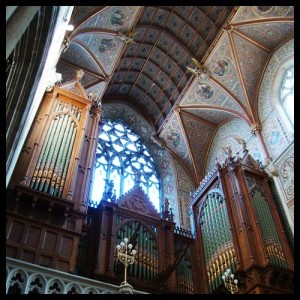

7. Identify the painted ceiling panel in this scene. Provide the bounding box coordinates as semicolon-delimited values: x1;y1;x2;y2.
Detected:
140;7;156;23
182;108;234;126
56;62;77;83
119;57;132;70
160;113;194;176
57;6;293;185
199;18;214;40
79;6;140;31
233;32;269;108
157;33;175;53
144;28;161;43
181;79;245;116
117;84;132;95
148;83;162;99
180;23;197;46
71;6;105;25
158;94;169;110
130;86;145;102
169;43;185;61
125;43;139;56
111;71;126;84
190;35;205;56
141;95;156;112
152;8;170;26
136;43;153;58
237;22;294;51
181;112;215;157
137;73;152;90
206;33;248;108
143;61;160;78
232;6;294;23
166;13;184;35
162;56;177;76
209;6;227;22
125;72;140;84
188;7;206;29
61;42;102;74
86;81;107;100
174;6;194;19
76;33;123;74
80;73;98;87
131;57;146;71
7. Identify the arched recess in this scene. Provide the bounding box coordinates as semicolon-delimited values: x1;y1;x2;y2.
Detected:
258;37;294;161
257;37;294;239
101;101;180;225
205;118;262;174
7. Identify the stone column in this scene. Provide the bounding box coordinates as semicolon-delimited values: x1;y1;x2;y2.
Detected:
6;6;41;59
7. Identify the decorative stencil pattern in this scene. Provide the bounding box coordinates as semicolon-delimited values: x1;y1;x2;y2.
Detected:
206;34;248;107
61;43;102;74
237;22;294;51
160;113;194;174
75;33;123;74
181;78;244;115
79;6;140;31
233;33;269;107
261;110;291;160
183;108;234;126
232;6;294;23
205;118;259;174
258;38;294;123
86;82;107;100
174;157;195;230
181;113;215;179
274;143;294;223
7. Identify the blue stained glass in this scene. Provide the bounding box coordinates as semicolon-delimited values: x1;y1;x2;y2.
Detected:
90;120;160;210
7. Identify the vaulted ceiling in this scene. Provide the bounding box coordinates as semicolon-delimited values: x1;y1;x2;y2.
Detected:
57;6;294;186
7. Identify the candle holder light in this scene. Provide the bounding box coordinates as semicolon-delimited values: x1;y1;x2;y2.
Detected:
222;268;238;294
116;238;137;286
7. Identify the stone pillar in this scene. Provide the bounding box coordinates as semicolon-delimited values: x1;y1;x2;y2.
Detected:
6;6;41;59
251;122;271;162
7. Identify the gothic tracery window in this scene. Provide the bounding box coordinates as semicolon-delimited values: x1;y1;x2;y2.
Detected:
280;66;294;124
280;65;294;125
90;120;160;210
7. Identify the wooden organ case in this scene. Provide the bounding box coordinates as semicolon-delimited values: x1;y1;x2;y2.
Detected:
189;151;294;294
6;79;103;273
83;186;200;294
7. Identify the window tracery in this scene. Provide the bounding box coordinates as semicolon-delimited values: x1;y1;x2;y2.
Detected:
90;120;160;210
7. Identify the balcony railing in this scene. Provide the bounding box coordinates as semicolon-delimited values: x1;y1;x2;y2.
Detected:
6;257;148;294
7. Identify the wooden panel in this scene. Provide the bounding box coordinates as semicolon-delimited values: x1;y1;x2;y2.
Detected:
24;226;41;248
42;231;57;252
59;236;73;257
57;260;70;272
8;221;25;242
22;250;35;263
33;206;48;221
6;245;18;258
39;255;53;267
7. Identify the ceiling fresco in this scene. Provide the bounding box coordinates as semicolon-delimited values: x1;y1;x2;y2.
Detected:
57;6;294;186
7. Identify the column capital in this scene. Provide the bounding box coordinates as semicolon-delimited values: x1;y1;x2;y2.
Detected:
251;122;262;135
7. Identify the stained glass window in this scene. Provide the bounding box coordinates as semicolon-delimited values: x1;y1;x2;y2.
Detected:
90;120;160;210
280;65;294;125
